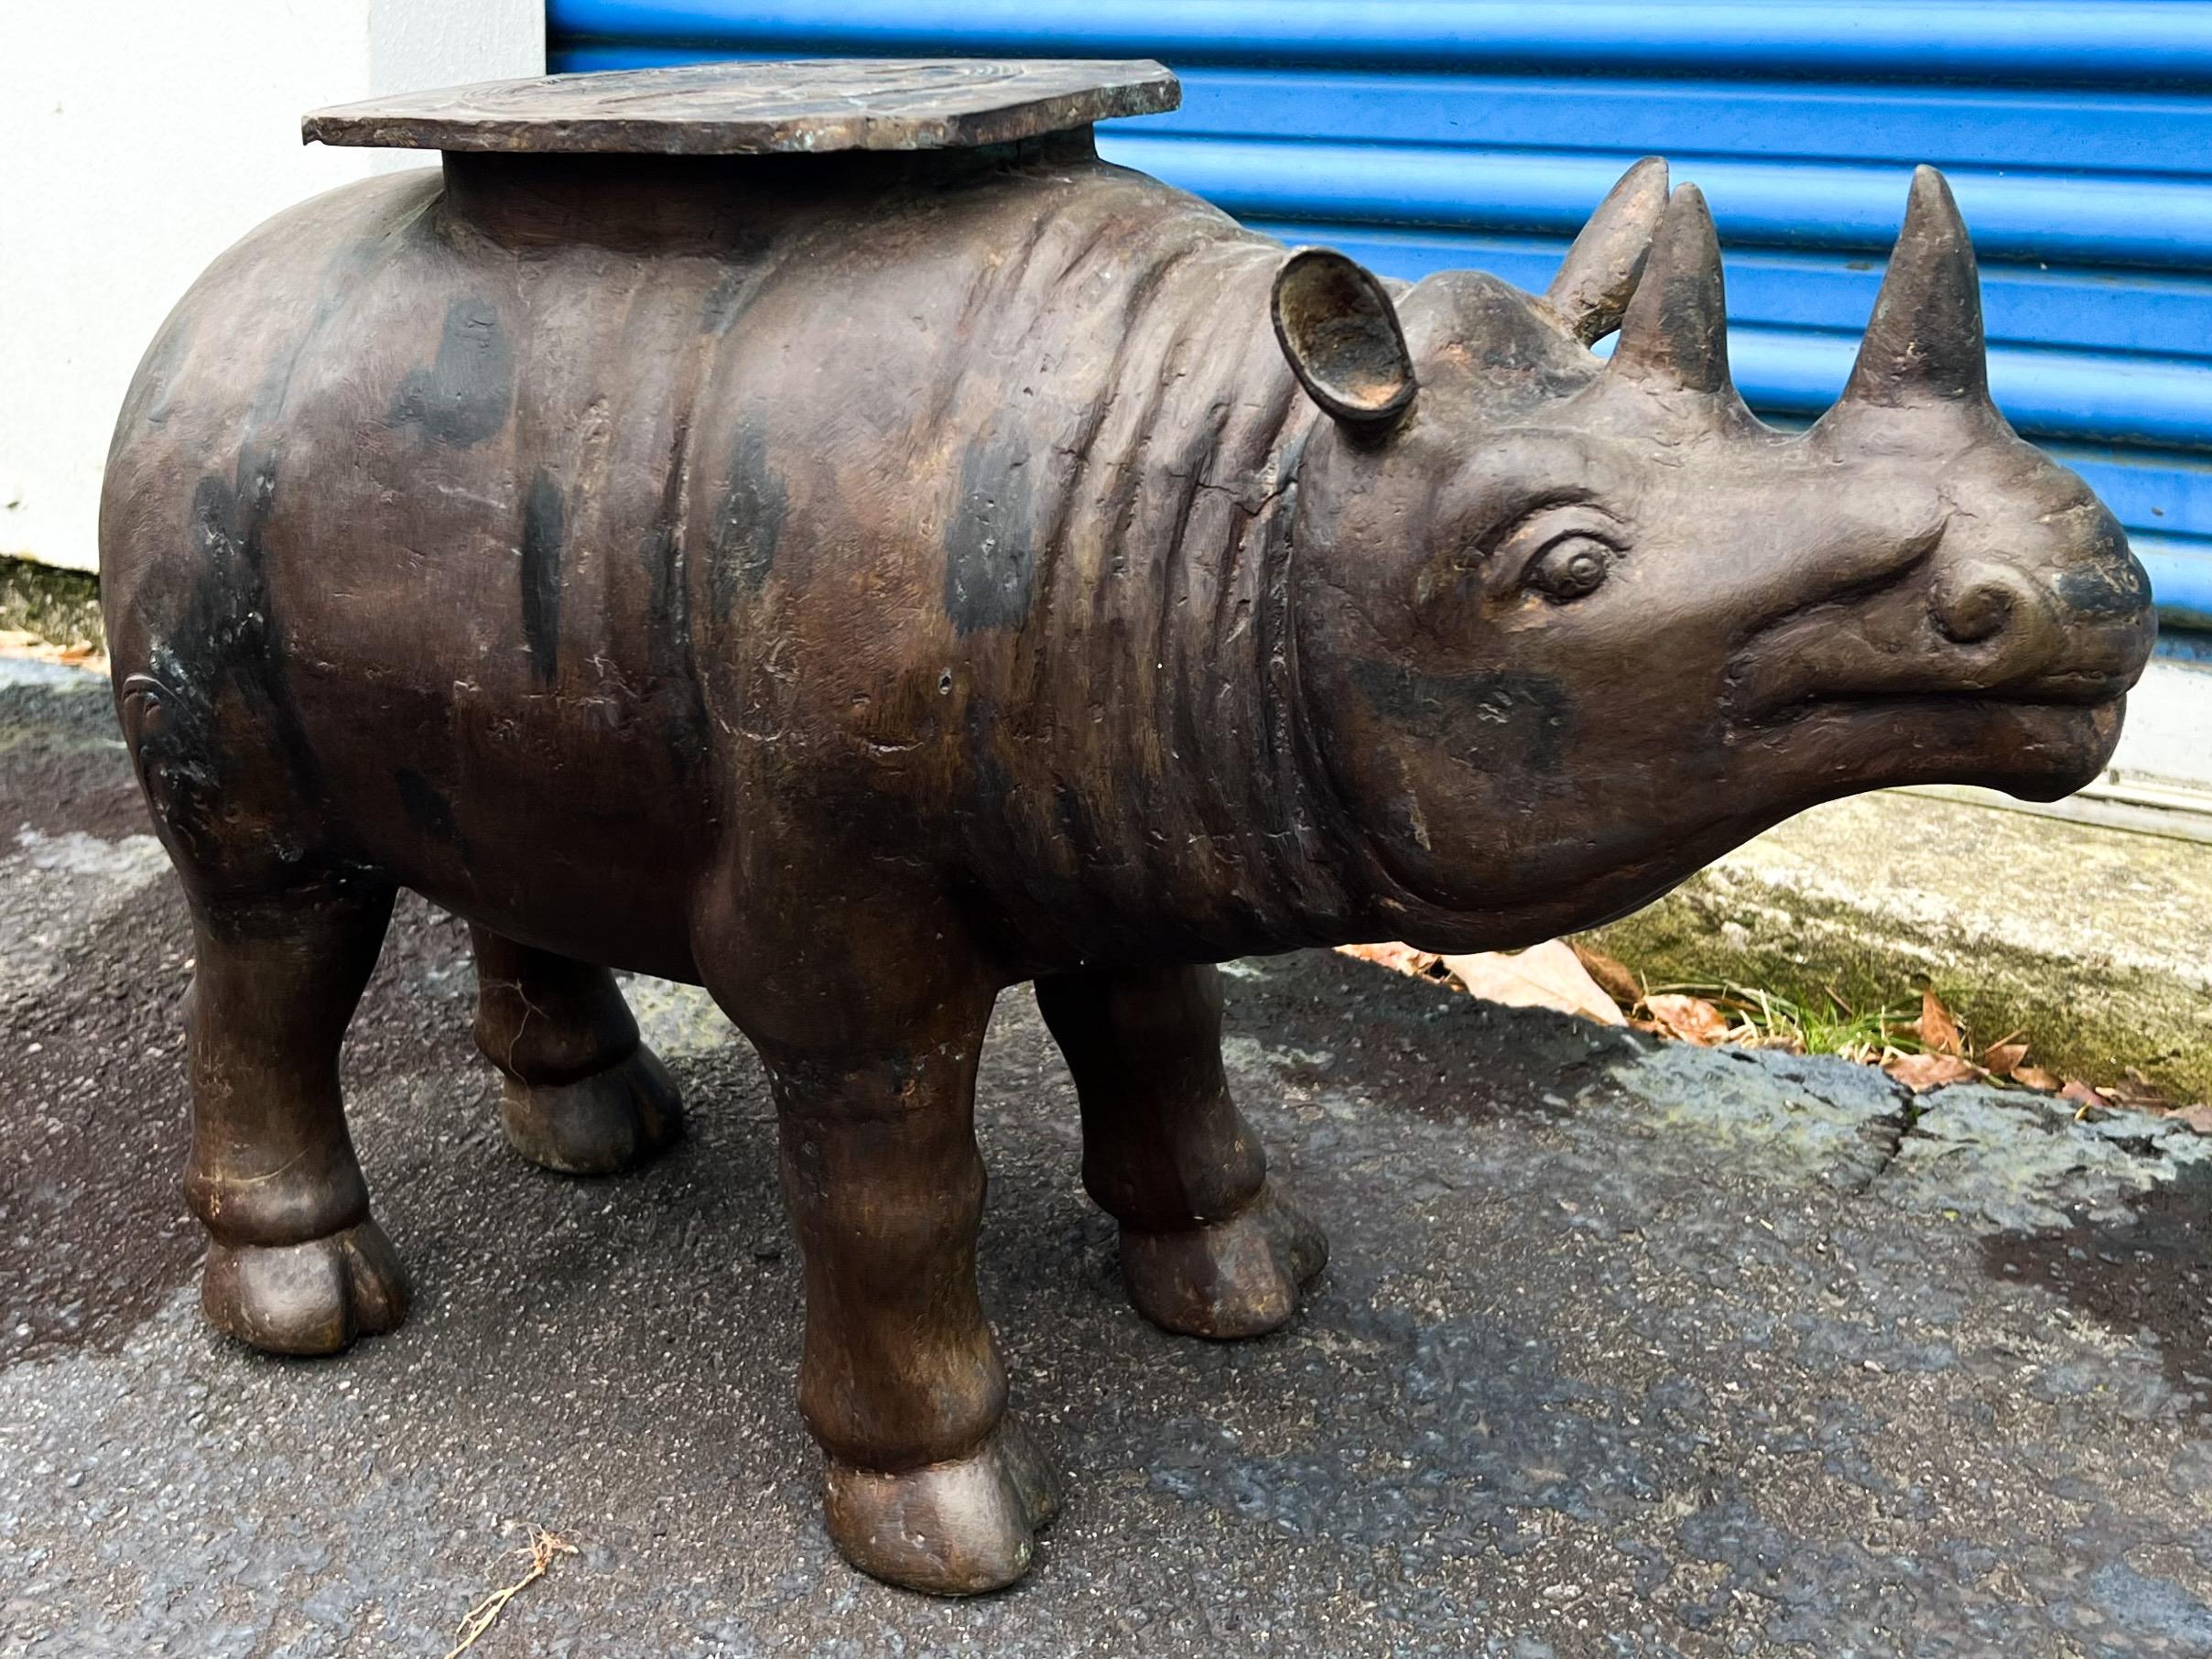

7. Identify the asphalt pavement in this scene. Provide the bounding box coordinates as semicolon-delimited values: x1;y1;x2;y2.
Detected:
4;657;2211;1658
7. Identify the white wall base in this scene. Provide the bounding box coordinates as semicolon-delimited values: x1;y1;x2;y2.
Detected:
1913;654;2212;841
0;0;542;572
2107;655;2212;791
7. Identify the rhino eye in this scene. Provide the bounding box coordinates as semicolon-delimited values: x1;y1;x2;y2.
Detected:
1527;534;1612;603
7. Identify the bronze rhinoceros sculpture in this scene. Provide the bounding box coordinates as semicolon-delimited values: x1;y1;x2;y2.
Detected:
99;61;2152;1595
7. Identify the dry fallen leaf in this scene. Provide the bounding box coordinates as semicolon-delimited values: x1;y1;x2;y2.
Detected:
1444;938;1627;1027
1567;939;1641;1010
1643;992;1732;1046
1883;1052;1979;1091
2059;1079;2108;1113
2108;1068;2173;1111
2011;1065;2062;1092
2164;1104;2212;1135
0;627;107;675
1337;941;1444;980
1916;987;1964;1058
1982;1040;2028;1079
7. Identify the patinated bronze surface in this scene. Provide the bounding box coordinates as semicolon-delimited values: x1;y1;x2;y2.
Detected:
100;60;2154;1596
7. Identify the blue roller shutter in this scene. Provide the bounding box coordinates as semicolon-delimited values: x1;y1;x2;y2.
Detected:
548;0;2212;633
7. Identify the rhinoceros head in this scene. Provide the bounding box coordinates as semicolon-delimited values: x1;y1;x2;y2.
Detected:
1271;162;2154;947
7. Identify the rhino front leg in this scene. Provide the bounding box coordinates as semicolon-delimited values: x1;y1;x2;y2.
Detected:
708;914;1057;1596
470;927;683;1176
1035;964;1327;1339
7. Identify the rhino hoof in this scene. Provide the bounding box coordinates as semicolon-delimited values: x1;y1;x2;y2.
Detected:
501;1044;684;1176
201;1220;409;1355
823;1415;1061;1596
1120;1186;1328;1339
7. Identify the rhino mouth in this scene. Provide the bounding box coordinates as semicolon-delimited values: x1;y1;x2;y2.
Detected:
1724;578;2152;729
1743;669;2135;723
1723;584;2144;797
1981;667;2142;707
1734;682;2131;802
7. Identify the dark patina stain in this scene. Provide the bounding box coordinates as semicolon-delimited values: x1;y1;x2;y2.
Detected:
696;248;769;334
945;434;1037;635
395;767;461;845
698;269;748;334
962;695;1022;839
388;298;514;447
1349;659;1574;774
640;417;711;777
2055;541;2152;622
520;469;565;684
131;444;327;873
707;412;787;614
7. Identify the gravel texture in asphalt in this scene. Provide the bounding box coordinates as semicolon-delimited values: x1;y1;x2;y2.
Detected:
4;661;2210;1658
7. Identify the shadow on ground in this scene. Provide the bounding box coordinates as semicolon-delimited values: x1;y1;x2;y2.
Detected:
5;663;2212;1658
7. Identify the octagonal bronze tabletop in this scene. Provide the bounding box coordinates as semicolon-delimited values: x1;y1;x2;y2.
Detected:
302;58;1181;156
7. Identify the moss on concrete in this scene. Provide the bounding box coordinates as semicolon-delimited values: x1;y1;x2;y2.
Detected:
1585;792;2212;1104
0;557;103;654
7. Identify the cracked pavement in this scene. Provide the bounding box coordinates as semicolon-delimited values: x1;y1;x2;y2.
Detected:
4;660;2212;1657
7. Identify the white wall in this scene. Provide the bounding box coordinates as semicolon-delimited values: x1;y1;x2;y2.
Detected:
0;0;543;571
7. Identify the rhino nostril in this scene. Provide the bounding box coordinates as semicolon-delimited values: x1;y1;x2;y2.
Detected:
1935;569;2019;645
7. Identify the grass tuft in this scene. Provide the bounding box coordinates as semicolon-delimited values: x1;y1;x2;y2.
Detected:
1647;980;1928;1062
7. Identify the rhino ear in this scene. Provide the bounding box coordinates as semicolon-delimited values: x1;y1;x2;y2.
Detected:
1547;157;1670;345
1272;248;1417;431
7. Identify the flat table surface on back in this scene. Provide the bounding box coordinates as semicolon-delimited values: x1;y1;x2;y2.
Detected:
302;58;1182;157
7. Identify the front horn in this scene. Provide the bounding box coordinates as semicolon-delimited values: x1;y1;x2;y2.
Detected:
1606;182;1736;398
1837;166;1995;414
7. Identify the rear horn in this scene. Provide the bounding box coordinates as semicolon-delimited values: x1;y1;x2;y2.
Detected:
1547;157;1669;345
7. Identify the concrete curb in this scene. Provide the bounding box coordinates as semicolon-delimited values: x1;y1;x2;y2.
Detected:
1589;787;2212;1102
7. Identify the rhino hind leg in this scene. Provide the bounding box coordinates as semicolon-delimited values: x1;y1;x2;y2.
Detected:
469;927;684;1176
1035;963;1328;1339
182;878;412;1356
